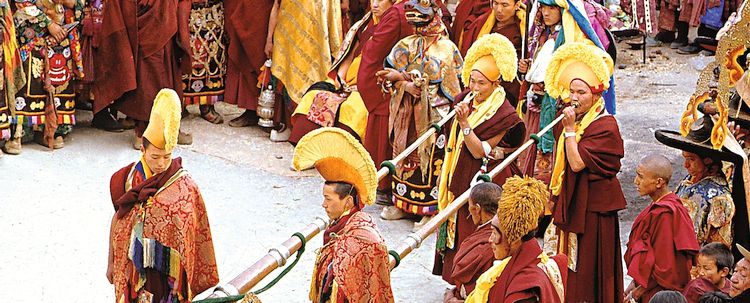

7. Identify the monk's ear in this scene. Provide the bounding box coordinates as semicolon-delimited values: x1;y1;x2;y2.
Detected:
720;266;731;277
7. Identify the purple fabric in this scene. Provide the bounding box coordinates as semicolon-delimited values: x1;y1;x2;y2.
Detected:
583;0;612;51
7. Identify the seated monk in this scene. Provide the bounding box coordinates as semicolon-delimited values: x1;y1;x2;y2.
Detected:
445;182;503;302
460;0;526;104
464;176;567;303
624;154;699;303
106;89;219;303
289;0;396;145
293;128;394;302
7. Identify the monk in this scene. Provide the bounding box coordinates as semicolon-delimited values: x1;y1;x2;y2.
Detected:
450;0;491;55
223;0;274;128
94;0;192;149
543;42;625;303
0;0;25;156
463;176;567;303
459;0;525;104
730;245;750;301
624;154;700;303
106;89;219;303
444;183;502;302
288;0;395;145
293;128;394;303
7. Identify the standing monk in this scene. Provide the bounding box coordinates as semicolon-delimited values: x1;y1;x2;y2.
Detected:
358;0;412;205
293;128;394;303
543;42;625;303
94;0;192;149
106;89;219;302
223;0;273;128
450;0;491;56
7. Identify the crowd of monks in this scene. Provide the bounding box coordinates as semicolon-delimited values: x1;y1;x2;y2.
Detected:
2;0;750;302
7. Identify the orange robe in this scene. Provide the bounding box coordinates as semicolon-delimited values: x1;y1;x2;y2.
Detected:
624;193;699;302
109;158;219;302
310;211;394;302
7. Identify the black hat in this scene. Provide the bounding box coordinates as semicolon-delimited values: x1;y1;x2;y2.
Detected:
655;116;743;164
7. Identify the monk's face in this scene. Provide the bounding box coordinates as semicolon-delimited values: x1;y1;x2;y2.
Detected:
697;254;730;288
682;151;708;179
492;0;519;25
634;164;662;197
141;143;172;175
322;184;353;220
469;71;498;103
489;215;510;260
540;4;562;27
569;79;599;118
371;0;394;19
730;258;750;297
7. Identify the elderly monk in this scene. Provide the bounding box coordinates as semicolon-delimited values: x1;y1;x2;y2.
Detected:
624;154;700;303
293;128;394;303
730;245;750;301
444;182;503;302
542;42;625;303
106;89;219;303
434;33;525;283
94;0;192;149
464;176;567;303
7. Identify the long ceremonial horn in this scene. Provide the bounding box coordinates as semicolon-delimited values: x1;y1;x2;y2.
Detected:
387;109;566;269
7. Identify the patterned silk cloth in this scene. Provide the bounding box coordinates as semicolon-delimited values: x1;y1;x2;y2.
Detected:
675;174;735;247
182;0;227;106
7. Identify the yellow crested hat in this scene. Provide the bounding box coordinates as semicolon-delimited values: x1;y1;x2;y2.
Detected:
497;176;548;243
142;89;181;152
292;128;378;206
545;42;614;101
462;33;518;84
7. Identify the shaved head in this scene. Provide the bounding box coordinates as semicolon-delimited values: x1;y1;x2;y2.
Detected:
639;154;673;185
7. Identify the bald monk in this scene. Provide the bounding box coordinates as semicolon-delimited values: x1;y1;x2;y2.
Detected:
624;154;700;303
445;183;503;302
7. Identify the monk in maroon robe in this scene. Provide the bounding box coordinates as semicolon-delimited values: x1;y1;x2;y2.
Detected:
94;0;191;143
357;0;412;193
625;154;700;303
445;183;502;301
450;0;491;55
223;0;274;127
463;176;567;303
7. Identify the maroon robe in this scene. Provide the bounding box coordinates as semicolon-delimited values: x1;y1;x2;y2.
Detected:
551;115;626;303
450;223;494;297
224;0;273;111
94;0;191;130
682;277;731;303
488;239;568;303
449;0;491;53
434;90;526;282
358;1;412;188
624;192;700;303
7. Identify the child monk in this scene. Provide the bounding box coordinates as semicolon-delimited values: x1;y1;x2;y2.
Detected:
683;242;733;302
624;154;701;302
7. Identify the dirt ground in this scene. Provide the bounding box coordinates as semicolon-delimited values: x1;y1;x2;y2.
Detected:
0;40;709;302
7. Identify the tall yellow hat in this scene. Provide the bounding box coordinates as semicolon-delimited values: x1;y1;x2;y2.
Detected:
545;42;614;101
142;89;182;152
292;128;378;206
462;33;518;84
497;176;548;243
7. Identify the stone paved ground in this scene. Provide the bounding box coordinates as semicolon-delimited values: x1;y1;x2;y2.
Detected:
0;41;705;302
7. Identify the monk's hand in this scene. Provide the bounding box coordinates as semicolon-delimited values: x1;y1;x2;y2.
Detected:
404;82;421;98
106;260;114;284
561;106;576;133
455;101;471;129
518;58;531;74
47;23;66;44
264;39;274;59
375;68;403;83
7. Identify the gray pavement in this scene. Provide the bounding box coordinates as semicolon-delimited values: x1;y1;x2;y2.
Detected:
0;42;703;302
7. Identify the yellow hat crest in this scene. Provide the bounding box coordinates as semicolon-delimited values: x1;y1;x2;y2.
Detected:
142;89;182;152
545;42;614;101
462;33;518;84
497;176;548;244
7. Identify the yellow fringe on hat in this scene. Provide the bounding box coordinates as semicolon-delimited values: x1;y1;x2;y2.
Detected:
497;176;548;244
544;42;613;101
462;33;518;84
293;128;378;206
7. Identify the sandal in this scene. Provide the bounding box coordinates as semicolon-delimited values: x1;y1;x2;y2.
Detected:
199;105;224;124
2;138;21;155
